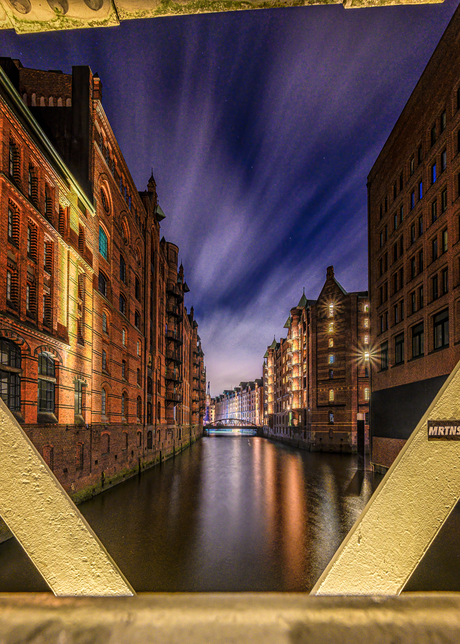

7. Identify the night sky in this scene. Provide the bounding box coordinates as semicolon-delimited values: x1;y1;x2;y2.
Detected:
2;0;459;396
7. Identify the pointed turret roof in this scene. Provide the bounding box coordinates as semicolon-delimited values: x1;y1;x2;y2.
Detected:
297;288;308;309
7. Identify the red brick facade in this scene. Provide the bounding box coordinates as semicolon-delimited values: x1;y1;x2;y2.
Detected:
263;266;369;452
368;6;460;470
0;59;206;504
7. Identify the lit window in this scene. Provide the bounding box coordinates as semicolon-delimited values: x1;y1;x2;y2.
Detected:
328;323;333;333
122;328;127;346
328;303;334;318
364;318;369;328
364;388;370;401
328;354;334;364
364;335;369;345
101;388;107;417
328;338;333;348
441;149;447;172
431;163;437;184
137;340;141;356
329;389;334;402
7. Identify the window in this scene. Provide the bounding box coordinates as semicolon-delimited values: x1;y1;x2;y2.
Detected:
400;205;404;223
418;250;424;273
98;271;108;297
441;149;447;172
121;392;127;419
442;267;448;294
101;188;109;213
44;185;52;222
411;224;416;244
0;338;21;412
394;213;398;231
102;349;108;372
442;228;448;253
119;294;127;315
410;157;415;175
135;277;141;300
433;309;449;349
432;237;438;261
411;291;416;314
328;322;334;333
102;311;108;334
419;286;424;309
328;354;334;364
44;240;53;274
120;255;126;283
122;328;127;346
432;274;439;300
74;380;84;418
122;360;127;380
395;333;404;365
441;110;447;132
99;226;108;260
137;396;142;422
442;188;447;212
431;162;437;184
410;191;415;210
411;257;416;279
42;293;52;327
419;181;423;200
137;340;141;356
412;322;424;359
419;216;423;236
101;388;107;417
364;388;370;401
431;125;437;146
328;389;334;403
6;270;18;309
38;353;56;414
364;318;369;328
418;145;423;164
329;369;333;379
364;335;369;345
394;304;399;325
8;141;16;178
328;338;334;348
400;173;403;191
380;341;388;370
7;207;18;246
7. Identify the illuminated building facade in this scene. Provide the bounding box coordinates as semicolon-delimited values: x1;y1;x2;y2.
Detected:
0;59;205;501
368;6;460;471
214;379;264;426
263;266;370;452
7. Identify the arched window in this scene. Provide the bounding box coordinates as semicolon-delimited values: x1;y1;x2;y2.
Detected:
329;389;334;402
101;387;107;416
38;352;56;415
99;226;108;260
122;328;127;346
0;338;21;412
120;254;126;283
137;431;142;447
31;93;36;106
147;402;153;424
98;271;108;297
119;294;127;316
137;340;141;356
101;188;109;213
147;430;152;449
137;396;142;422
57;97;62;107
49;96;54;106
102;311;109;334
102;349;108;372
121;359;127;380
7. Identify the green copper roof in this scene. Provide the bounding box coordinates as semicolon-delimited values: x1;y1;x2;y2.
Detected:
283;316;291;329
269;337;277;350
297;291;308;308
263;350;269;358
155;204;166;221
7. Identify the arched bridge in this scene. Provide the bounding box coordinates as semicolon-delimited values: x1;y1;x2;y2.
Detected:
205;418;261;436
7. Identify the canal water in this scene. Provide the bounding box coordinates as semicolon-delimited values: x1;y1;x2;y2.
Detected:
0;436;386;593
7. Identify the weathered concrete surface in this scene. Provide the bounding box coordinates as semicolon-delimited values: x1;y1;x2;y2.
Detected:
0;0;444;34
0;398;134;597
312;359;460;596
0;593;460;643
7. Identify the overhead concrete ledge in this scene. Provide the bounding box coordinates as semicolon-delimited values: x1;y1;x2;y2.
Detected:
1;593;460;643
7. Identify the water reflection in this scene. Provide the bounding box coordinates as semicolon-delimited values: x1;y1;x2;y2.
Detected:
0;437;382;592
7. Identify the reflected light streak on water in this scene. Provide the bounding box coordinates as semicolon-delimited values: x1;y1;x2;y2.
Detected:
0;437;382;593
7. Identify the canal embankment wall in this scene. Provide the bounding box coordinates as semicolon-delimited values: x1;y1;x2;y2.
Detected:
0;423;203;544
261;427;370;454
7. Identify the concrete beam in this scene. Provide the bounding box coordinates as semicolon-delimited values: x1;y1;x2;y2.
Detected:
1;593;460;643
0;0;444;34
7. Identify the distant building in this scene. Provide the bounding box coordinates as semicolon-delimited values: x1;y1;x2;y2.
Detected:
263;266;370;452
0;58;206;501
214;379;264;426
368;5;460;471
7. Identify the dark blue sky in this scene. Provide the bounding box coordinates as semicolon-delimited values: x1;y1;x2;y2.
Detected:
3;0;459;395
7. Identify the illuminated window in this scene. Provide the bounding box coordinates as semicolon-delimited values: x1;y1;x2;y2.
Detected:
101;388;107;416
137;340;141;356
329;389;334;402
364;335;369;345
328;303;334;318
328;354;334;364
364;318;369;328
328;323;333;333
328;338;333;348
364;388;370;401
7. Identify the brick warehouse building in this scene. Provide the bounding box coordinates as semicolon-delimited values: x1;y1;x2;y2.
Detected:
0;58;206;507
368;5;460;472
263;266;370;452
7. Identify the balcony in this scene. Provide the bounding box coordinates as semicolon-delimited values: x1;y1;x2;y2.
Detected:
166;349;181;363
165;329;183;344
167;303;183;319
165;390;182;404
166;280;184;302
165;368;181;382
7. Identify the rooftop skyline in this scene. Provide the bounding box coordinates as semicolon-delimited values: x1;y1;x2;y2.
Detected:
3;0;459;396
